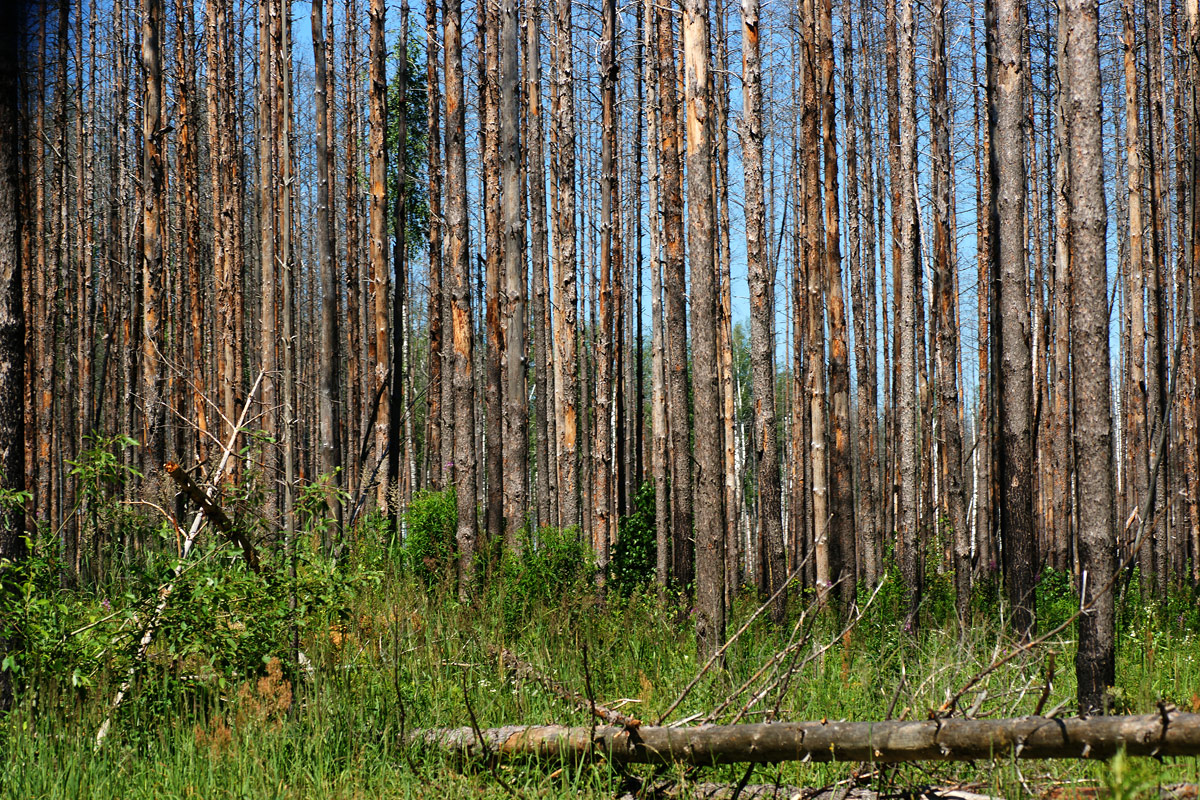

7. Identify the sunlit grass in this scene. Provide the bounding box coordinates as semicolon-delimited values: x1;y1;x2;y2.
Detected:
2;559;1199;799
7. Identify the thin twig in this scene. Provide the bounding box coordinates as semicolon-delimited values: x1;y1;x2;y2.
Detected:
656;552;812;726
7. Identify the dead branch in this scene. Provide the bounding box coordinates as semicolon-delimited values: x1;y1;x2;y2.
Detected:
164;460;260;572
491;645;642;728
410;711;1200;766
95;371;265;749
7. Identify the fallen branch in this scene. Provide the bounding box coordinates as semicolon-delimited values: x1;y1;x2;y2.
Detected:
490;645;642;728
619;782;1001;800
410;711;1200;766
164;461;260;572
95;371;265;749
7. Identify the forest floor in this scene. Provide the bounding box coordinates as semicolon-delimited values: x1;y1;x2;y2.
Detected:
2;526;1200;799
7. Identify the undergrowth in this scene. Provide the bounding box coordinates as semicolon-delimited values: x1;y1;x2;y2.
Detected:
1;487;1198;798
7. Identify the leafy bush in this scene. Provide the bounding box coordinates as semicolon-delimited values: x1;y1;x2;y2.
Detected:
1037;566;1077;632
494;526;591;634
503;526;590;605
402;489;457;586
609;482;656;595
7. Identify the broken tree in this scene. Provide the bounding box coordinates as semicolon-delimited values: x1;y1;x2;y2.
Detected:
412;711;1200;766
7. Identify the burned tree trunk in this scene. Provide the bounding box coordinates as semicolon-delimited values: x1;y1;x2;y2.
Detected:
681;0;725;656
1063;0;1116;714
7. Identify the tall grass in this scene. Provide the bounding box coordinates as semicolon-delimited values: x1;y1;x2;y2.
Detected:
2;519;1199;798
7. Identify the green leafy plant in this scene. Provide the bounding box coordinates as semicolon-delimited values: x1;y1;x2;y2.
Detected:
609;482;656;596
402;488;457;586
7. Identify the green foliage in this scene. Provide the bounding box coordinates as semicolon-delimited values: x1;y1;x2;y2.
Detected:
296;470;349;553
68;434;142;502
402;489;457;586
386;29;429;254
1037;566;1078;632
1103;749;1161;800
608;482;656;596
502;526;591;606
4;545;1200;800
496;527;591;634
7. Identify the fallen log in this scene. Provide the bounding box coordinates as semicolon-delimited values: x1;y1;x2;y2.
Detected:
489;645;643;728
411;711;1200;766
619;783;1001;800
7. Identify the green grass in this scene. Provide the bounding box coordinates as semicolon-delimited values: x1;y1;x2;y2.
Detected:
2;556;1199;799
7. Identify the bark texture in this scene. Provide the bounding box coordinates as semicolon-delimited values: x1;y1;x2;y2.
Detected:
1063;0;1116;714
681;0;724;655
413;713;1200;765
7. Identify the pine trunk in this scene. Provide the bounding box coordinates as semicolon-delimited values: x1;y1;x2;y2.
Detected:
1063;0;1116;713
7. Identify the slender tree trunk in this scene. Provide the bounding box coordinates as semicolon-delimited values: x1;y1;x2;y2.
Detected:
633;3;645;502
552;0;579;530
818;0;854;607
1142;0;1170;602
279;0;298;551
258;0;279;484
645;0;669;590
897;0;922;630
713;4;738;607
798;0;830;606
658;6;693;592
176;0;205;466
495;0;526;544
426;0;445;491
971;0;995;583
931;0;968;619
445;0;478;594
1186;0;1200;585
743;0;785;624
390;1;410;525
682;0;725;657
344;0;363;501
314;0;342;526
369;0;390;509
1122;0;1151;600
141;0;165;463
856;6;882;589
0;16;26;712
1052;17;1073;577
987;0;1036;638
593;0;618;577
1063;0;1115;712
526;0;551;528
480;0;503;548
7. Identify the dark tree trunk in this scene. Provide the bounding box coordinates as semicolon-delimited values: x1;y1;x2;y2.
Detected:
898;0;922;631
931;0;969;620
742;0;785;624
0;17;25;712
500;0;526;544
313;0;342;525
1064;0;1116;714
526;0;551;529
445;0;478;595
987;0;1036;638
141;0;165;463
657;6;693;592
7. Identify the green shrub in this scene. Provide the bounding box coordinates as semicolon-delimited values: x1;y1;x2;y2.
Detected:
1037;566;1077;632
609;482;656;596
503;526;590;604
495;526;591;633
402;489;457;586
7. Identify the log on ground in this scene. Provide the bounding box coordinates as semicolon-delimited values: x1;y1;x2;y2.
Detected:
409;712;1200;765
